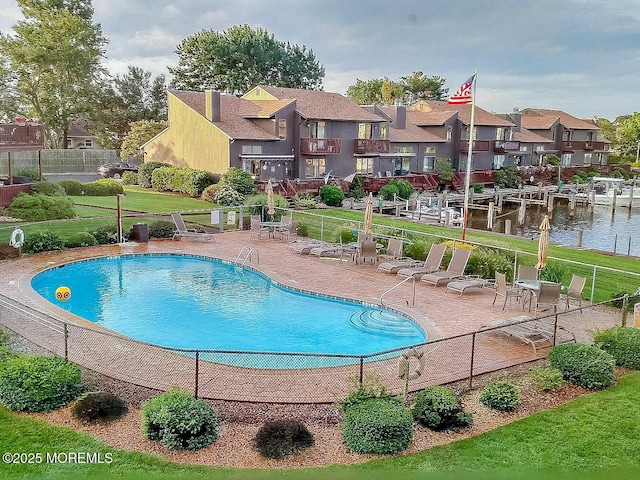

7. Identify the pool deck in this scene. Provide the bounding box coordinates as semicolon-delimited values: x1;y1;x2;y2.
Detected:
0;231;622;403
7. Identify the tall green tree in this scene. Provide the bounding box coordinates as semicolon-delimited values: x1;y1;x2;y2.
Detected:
0;0;107;147
345;78;385;105
346;72;448;106
169;25;324;94
120;120;167;160
399;71;448;103
90;65;167;150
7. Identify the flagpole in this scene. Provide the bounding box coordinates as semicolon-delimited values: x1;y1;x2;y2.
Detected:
461;70;477;241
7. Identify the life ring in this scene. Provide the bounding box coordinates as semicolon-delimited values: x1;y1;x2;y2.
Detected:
9;228;24;248
398;348;425;381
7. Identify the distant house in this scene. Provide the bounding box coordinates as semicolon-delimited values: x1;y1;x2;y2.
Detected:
66;122;100;149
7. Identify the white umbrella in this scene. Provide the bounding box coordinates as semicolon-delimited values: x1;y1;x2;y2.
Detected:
344;173;356;183
536;215;551;270
363;192;374;240
266;180;275;217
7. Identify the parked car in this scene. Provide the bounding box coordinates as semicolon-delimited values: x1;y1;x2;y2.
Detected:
97;162;138;179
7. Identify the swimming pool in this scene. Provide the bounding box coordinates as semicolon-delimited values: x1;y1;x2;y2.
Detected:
30;254;426;368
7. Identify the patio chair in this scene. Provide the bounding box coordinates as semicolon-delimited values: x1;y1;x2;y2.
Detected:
561;274;586;312
445;276;488;296
287;239;327;254
396;244;447;279
492;272;523;309
420;248;471;287
517;265;539;281
276;215;293;241
171;213;216;242
531;282;562;316
355;240;378;265
250;218;269;242
378;238;404;263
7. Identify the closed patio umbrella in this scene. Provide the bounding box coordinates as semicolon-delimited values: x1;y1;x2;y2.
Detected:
363;192;374;240
266;180;275;218
535;215;551;270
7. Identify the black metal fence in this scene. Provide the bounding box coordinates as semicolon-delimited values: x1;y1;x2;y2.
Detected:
0;292;624;404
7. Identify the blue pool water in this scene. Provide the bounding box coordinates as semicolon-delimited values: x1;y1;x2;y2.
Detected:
30;254;426;367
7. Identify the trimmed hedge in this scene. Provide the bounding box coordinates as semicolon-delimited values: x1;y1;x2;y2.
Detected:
92;225;118;245
31;181;66;196
65;232;98;248
0;355;81;412
22;231;65;254
319;185;344;207
253;419;314;459
342;397;412;454
138;162;169;188
151;166;216;196
147;220;175;239
72;391;127;424
593;327;640;370
8;193;75;221
82;179;124;196
479;380;520;411
141;388;218;451
412;386;472;430
57;180;84;195
548;343;616;389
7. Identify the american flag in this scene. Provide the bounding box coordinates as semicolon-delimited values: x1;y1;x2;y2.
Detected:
447;75;475;105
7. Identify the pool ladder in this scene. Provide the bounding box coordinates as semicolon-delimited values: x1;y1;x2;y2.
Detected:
379;275;415;307
235;245;259;265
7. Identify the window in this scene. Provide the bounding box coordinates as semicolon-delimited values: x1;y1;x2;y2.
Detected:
394;146;414;154
396;158;411;175
380;123;388;140
446;126;452;142
356;157;373;175
535;144;546;152
66;138;72;148
309;122;325;139
562;153;572;166
424;146;436;154
422;156;435;172
242;159;261;177
84;139;93;148
496;127;505;141
278;119;286;139
358;123;372;139
493;155;506;169
584;153;593;165
242;145;262;154
461;126;477;141
563;130;572;142
520;145;528;152
305;158;325;178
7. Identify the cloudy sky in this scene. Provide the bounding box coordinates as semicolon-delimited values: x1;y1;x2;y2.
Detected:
1;0;639;120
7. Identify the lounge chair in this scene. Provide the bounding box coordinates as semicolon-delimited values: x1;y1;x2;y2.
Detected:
481;316;575;353
445;276;488;296
396;244;447;279
377;257;422;274
355;240;378;265
171;213;216;242
288;239;327;254
420;248;471;287
378;238;404;263
309;242;354;260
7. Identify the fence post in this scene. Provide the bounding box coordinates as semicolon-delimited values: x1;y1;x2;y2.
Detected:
64;323;68;361
194;351;200;399
359;357;364;385
320;216;324;241
468;332;476;390
591;265;597;303
622;294;629;327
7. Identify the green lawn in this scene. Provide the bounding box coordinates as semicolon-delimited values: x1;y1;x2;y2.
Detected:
1;373;638;480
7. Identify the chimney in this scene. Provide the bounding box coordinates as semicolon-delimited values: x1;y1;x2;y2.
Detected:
205;89;221;122
510;107;521;133
395;105;407;130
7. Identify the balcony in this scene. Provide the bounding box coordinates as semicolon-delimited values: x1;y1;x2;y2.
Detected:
493;140;520;153
300;138;342;155
353;139;390;154
460;140;490;153
0;124;45;151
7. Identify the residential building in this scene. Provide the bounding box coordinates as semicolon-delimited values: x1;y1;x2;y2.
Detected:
66;122;100;149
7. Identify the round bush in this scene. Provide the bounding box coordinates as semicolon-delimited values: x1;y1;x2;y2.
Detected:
31;181;66;196
412;386;472;430
254;419;315;459
64;232;98;248
72;391;127;424
529;366;564;391
479;380;520;411
378;183;399;201
548;343;616;389
8;193;75;221
57;180;84;196
92;225;118;245
22;231;65;254
0;355;81;412
386;179;413;199
148;220;175;239
121;171;139;186
342;397;412;454
82;179;124;196
138;162;170;189
141;388;218;451
319;185;344;207
593;327;640;370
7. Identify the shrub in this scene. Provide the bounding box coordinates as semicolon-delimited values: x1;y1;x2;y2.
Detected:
338;373;392;412
8;193;75;221
342;397;412;454
473;183;484;193
296;223;309;237
151;167;216;196
466;248;514;279
347;174;365;200
65;232;98;249
219;167;256;196
244;193;289;218
138;162;169;188
141;388;218;451
201;184;217;203
0;346;17;363
609;291;640;312
479;380;520;411
31;181;66;196
593;327;640;370
15;168;40;181
22;231;65;254
529;366;564;391
121;171;139;186
404;240;434;261
92;225;118;245
548;343;616;389
295;193;317;209
412;386;472;430
82;179;124;196
209;182;246;206
72;391;127;424
494;166;523;188
378;183;399;201
539;261;566;284
58;180;84;195
253;419;315;459
319;185;344;207
0;355;81;412
435;157;453;181
148;220;175;239
388;179;413;199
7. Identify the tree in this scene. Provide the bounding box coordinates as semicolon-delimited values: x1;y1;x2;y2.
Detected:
90;66;167;150
169;25;324;94
0;0;108;147
346;72;448;106
399;71;448;103
345;79;384;105
120;120;167;160
0;55;21;122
